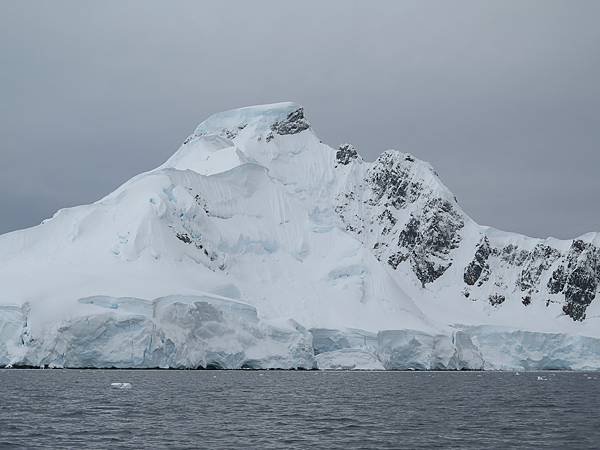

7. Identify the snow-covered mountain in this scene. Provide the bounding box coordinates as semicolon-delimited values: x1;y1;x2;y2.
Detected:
1;102;599;370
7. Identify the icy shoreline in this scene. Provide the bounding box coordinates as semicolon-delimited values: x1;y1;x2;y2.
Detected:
2;295;600;371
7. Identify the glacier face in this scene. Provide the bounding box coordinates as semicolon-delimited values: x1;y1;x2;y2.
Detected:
1;295;315;369
3;297;600;370
1;101;599;369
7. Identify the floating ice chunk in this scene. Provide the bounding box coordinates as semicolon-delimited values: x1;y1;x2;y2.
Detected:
110;382;132;389
536;376;547;381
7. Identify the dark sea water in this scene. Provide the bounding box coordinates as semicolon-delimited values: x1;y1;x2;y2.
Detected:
0;370;599;449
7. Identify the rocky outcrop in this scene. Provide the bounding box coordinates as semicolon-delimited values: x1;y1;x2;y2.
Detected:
333;141;599;319
367;151;424;209
336;143;358;165
516;244;562;293
555;240;600;320
464;237;492;285
389;198;463;286
461;236;600;321
336;150;465;287
267;107;310;141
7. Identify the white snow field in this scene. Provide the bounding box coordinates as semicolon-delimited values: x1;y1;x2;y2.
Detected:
1;102;599;369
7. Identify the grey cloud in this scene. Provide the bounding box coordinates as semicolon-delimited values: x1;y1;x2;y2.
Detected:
0;0;599;238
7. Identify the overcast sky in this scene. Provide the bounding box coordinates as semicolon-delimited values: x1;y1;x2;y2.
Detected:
1;0;599;238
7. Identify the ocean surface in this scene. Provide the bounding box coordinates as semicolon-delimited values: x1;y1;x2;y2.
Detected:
0;370;598;449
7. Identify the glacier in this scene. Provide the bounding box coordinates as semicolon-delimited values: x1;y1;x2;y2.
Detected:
1;101;599;369
3;297;600;370
1;295;314;369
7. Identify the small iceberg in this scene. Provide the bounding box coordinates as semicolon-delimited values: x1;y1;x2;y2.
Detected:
110;382;132;389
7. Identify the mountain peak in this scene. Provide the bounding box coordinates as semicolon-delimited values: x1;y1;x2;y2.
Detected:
160;102;317;179
193;102;309;138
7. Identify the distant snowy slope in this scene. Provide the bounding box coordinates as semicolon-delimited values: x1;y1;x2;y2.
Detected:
0;102;598;369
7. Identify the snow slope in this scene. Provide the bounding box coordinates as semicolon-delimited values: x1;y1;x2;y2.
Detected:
1;102;599;369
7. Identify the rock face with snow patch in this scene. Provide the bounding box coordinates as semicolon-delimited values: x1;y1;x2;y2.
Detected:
0;101;599;369
335;150;466;287
336;143;359;166
461;237;600;320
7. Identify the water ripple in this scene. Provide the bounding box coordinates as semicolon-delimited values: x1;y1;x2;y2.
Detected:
0;370;598;449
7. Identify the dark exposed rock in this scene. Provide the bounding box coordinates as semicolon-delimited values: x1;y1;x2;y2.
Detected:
462;236;599;320
336;143;358;165
176;232;192;244
340;150;464;288
464;237;491;285
387;253;406;270
501;244;529;266
551;240;599;321
398;217;420;249
175;228;222;270
489;294;505;306
194;194;210;214
334;145;599;319
367;151;423;209
222;128;236;139
475;264;492;288
269;108;310;139
334;193;365;236
412;256;452;288
390;198;464;286
377;209;396;235
572;239;586;253
562;302;588;321
516;244;561;292
548;265;567;294
563;265;598;321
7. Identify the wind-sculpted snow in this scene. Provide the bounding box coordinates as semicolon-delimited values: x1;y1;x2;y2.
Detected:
1;102;599;369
